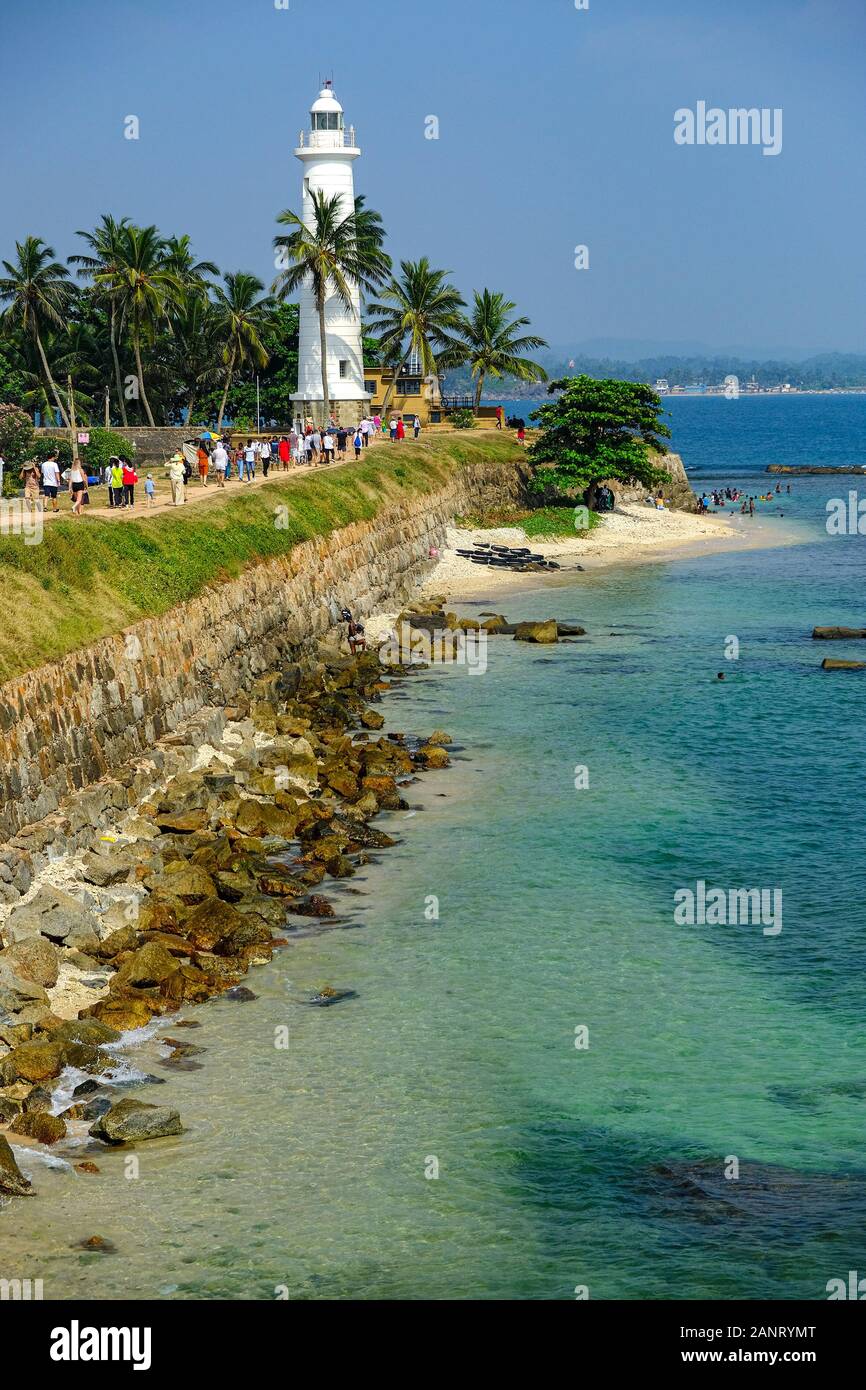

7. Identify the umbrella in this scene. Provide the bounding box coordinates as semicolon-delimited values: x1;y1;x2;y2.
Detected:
201;431;221;441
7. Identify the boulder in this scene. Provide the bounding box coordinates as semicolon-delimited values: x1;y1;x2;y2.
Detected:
0;1134;33;1196
325;767;360;799
361;775;403;811
49;1018;121;1047
233;801;298;840
289;895;336;919
0;1094;24;1122
416;745;450;769
514;620;559;644
113;942;179;989
2;936;60;988
821;658;866;670
181;898;247;952
94;924;141;960
80;848;137;887
2;1039;65;1083
9;1111;67;1145
812;626;866;640
161;862;217;905
3;885;95;945
0;963;49;1013
425;730;452;746
85;997;159;1032
88;1097;183;1144
155;810;209;834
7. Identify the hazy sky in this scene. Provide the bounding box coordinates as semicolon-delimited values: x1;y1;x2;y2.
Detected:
1;0;863;354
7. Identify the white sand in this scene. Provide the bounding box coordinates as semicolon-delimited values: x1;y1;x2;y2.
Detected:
414;502;803;601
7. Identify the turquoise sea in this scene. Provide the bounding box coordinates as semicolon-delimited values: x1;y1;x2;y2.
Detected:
2;395;865;1300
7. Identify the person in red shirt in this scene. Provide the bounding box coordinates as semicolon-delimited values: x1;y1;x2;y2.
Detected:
396;416;405;441
122;461;139;507
278;436;290;471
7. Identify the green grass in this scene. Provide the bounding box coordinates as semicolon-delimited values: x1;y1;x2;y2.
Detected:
0;434;522;682
455;504;601;538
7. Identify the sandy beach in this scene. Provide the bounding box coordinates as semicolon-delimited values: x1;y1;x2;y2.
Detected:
427;503;807;597
363;502;805;645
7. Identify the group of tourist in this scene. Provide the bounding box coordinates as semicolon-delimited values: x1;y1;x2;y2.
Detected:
179;413;423;492
15;450;153;519
696;482;792;516
8;409;426;515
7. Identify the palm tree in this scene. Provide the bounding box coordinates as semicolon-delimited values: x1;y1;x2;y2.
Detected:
95;223;179;426
211;272;273;431
272;189;387;425
367;258;466;415
168;289;224;426
454;289;548;411
353;195;391;287
0;236;73;425
162;235;219;297
70;214;133;426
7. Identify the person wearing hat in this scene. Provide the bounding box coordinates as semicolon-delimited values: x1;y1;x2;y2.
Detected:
20;456;41;512
167;452;186;506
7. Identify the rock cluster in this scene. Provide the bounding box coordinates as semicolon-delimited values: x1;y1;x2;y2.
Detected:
0;645;451;1194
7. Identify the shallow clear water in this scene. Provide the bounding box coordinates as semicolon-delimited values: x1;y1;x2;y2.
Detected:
2;403;866;1301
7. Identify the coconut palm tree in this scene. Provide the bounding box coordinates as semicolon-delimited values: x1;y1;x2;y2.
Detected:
352;195;391;287
367;258;466;415
0;236;73;425
167;289;224;427
162;235;219;298
454;289;548;411
69;214;133;426
211;272;273;431
272;189;388;425
94;223;179;426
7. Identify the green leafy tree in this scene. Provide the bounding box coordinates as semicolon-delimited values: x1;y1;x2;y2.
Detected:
454;289;548;410
82;427;134;473
529;375;670;499
0;237;73;426
367;257;465;415
0;337;29;409
273;190;387;425
211;271;272;431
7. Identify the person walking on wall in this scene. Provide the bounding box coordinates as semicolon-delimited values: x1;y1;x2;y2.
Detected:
110;456;125;507
68;457;87;516
21;456;41;513
122;459;138;507
41;453;62;512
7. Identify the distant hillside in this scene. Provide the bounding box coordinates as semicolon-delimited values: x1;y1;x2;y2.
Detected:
443;351;866;399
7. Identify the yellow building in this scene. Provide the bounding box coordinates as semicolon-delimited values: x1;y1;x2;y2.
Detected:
362;365;443;424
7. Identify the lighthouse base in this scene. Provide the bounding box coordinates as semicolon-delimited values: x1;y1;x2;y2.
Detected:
291;395;371;430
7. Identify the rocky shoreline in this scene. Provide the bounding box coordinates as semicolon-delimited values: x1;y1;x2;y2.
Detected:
0;634;455;1200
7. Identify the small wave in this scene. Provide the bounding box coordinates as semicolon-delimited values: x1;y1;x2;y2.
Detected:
11;1145;74;1175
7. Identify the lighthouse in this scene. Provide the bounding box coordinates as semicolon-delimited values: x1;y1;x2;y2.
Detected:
291;83;370;426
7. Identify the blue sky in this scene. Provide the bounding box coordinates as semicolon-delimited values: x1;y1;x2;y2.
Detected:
1;0;863;355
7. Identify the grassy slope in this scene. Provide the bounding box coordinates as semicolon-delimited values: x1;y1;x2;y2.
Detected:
0;435;522;683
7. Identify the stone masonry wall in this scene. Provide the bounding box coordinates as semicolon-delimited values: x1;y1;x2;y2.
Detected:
0;458;525;851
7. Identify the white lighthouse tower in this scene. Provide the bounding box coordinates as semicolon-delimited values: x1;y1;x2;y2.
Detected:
291;83;370;426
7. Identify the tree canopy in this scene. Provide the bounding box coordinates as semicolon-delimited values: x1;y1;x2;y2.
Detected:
528;375;671;495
